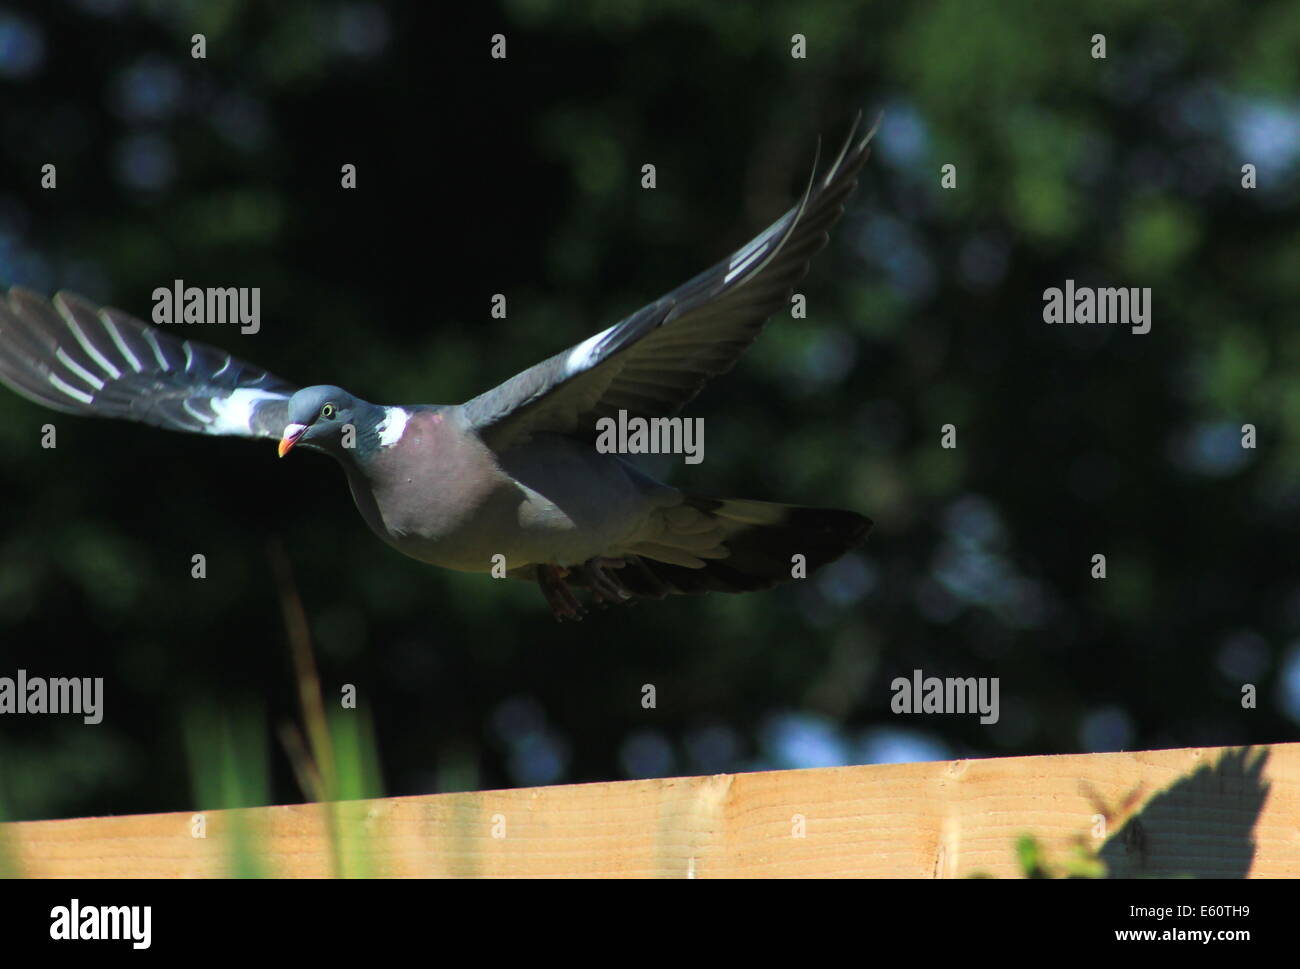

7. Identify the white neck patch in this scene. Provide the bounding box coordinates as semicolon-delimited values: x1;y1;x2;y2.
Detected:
376;406;410;447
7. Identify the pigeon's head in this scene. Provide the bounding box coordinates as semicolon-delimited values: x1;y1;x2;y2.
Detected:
278;385;364;457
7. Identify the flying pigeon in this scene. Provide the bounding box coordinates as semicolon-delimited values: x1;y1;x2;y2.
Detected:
0;113;877;620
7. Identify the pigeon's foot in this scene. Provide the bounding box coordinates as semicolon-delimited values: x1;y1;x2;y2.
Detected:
537;558;637;619
538;564;585;621
581;557;634;606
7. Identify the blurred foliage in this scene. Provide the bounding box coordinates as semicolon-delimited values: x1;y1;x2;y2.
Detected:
0;0;1297;824
184;705;270;877
1013;834;1108;880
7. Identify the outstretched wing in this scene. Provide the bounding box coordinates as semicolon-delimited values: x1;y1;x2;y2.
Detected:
0;288;297;439
464;112;879;451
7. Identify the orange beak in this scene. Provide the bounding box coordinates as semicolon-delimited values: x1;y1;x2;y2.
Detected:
278;423;307;458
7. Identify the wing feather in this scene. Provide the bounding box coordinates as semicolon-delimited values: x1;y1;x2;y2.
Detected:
0;288;297;440
464;112;879;450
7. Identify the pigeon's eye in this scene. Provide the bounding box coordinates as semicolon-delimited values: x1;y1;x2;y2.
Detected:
320;403;336;419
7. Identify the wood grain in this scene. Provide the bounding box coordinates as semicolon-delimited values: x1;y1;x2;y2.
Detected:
2;743;1292;877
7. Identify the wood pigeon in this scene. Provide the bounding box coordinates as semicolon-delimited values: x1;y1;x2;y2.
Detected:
0;114;877;620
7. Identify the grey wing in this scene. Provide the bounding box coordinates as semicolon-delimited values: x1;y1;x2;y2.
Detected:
0;288;297;439
463;112;879;451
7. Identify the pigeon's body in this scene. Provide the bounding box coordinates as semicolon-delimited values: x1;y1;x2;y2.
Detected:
0;112;879;619
346;408;773;582
351;411;675;573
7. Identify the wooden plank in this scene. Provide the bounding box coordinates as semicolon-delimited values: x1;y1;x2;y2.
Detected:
2;743;1294;877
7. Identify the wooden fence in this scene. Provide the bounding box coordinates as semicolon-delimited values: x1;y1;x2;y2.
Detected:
2;743;1294;877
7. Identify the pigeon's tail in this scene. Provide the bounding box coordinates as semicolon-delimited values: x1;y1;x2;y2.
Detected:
615;494;872;597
